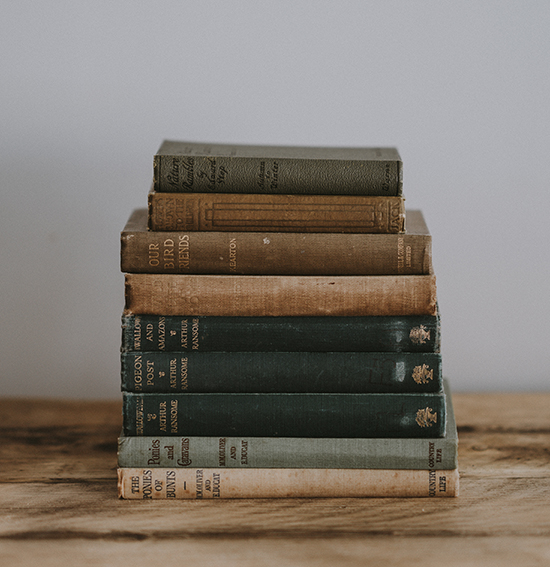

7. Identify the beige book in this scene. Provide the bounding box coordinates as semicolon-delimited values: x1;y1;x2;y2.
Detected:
118;467;458;499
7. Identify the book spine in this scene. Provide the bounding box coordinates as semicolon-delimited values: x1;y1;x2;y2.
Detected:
117;435;458;470
117;467;458;498
122;392;446;438
121;314;441;353
154;154;402;196
120;352;442;393
123;274;437;317
120;228;431;275
147;192;405;233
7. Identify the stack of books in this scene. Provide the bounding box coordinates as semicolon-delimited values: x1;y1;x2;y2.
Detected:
117;141;459;499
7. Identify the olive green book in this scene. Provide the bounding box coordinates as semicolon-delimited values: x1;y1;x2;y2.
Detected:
154;140;402;196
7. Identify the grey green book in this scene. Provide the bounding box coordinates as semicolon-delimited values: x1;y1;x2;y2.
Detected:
154;140;402;196
117;381;457;469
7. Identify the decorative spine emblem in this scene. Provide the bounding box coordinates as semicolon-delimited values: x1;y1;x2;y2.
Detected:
412;364;434;384
415;407;438;428
410;325;431;345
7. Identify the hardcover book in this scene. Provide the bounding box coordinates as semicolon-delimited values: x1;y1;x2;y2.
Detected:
153;141;402;196
121;312;441;353
120;351;442;393
123;272;437;317
148;191;405;233
118;381;457;469
117;467;458;498
121;208;431;275
122;391;446;438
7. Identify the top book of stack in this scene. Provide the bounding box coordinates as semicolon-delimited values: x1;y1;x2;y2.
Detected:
153;141;402;196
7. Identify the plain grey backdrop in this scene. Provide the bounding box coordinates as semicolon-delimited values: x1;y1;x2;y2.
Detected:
2;1;549;397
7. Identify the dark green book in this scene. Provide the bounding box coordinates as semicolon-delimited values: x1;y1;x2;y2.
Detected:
117;380;457;469
121;312;440;353
121;351;442;393
122;391;446;438
154;141;402;196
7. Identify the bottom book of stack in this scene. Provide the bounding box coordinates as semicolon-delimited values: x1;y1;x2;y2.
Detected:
117;381;458;499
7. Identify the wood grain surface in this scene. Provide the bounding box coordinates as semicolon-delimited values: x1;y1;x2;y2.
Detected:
1;393;549;566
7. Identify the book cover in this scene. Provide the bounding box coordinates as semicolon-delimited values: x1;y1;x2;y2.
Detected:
122;391;446;438
148;192;405;233
117;467;458;498
121;208;431;275
118;381;457;469
121;312;441;353
120;351;442;393
123;273;437;317
153;141;402;196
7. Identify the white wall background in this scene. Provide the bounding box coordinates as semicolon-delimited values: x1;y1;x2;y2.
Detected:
1;1;549;397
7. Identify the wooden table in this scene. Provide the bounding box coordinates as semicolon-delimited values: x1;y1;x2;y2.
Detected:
1;393;549;566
